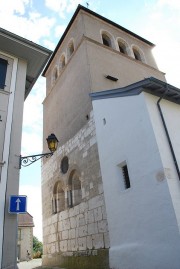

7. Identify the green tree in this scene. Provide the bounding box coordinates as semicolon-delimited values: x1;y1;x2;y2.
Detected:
33;236;43;258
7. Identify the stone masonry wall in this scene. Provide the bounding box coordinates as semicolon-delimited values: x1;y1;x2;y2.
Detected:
42;111;110;267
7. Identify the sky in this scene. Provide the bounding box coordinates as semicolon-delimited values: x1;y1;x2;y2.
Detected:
0;0;179;241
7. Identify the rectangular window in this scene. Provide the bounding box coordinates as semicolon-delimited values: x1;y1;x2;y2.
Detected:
0;58;8;89
122;164;131;189
67;190;73;208
118;161;131;191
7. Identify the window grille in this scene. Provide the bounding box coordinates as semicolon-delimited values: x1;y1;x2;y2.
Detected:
122;164;131;189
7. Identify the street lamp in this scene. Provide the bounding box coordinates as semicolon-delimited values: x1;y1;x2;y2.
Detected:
19;133;58;169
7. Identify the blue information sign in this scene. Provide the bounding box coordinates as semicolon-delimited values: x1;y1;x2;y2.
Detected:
9;195;27;214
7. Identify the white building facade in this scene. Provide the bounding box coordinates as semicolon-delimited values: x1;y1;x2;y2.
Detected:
0;29;51;269
91;78;180;269
17;213;34;261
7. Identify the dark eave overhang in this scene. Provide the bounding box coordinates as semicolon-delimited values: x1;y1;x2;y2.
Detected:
90;77;180;105
0;28;52;99
42;4;154;76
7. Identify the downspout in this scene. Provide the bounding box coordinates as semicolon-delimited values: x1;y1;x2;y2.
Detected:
157;86;180;181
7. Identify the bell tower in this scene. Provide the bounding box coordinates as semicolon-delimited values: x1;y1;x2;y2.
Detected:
42;5;169;269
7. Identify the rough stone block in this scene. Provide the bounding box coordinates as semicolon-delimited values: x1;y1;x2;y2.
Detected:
78;237;87;250
52;213;58;224
58;221;63;231
71;239;77;251
70;216;76;228
63;219;70;230
50;223;57;234
88;223;98;235
104;232;110;248
90;137;96;147
68;239;71;251
102;205;107;219
92;234;104;249
69;228;76;239
59;210;69;221
98;220;108;233
43;226;49;236
69;205;79;218
78;225;88;237
51;233;57;243
47;235;51;244
87;235;92;249
98;183;104;194
60;240;68;252
76;228;79;238
94;207;103;222
87;209;94;224
62;230;69;240
79;202;88;213
81;188;86;199
55;241;59;252
84;128;91;138
74;205;80;216
88;195;104;210
50;243;56;254
47;217;51;226
76;214;85;227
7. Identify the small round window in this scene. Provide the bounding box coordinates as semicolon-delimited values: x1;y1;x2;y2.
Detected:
61;156;69;174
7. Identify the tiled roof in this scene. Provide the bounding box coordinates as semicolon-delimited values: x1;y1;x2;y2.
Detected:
18;212;34;227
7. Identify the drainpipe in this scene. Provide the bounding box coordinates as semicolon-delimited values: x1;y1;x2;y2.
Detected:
157;86;180;181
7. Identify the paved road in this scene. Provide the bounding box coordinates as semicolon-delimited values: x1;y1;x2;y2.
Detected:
17;258;63;269
17;258;42;269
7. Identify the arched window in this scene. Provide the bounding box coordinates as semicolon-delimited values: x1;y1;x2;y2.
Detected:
60;54;66;69
102;33;112;47
132;46;144;62
54;68;58;80
118;39;128;55
52;66;58;86
68;170;82;208
67;40;74;58
133;49;141;61
52;181;65;214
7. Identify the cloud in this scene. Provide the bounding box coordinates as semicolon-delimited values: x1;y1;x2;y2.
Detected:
157;0;180;9
66;0;85;13
0;0;55;43
55;25;67;38
45;0;85;17
0;0;30;15
45;0;68;18
43;39;56;50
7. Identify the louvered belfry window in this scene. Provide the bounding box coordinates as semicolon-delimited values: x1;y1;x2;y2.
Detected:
122;164;131;189
0;58;8;89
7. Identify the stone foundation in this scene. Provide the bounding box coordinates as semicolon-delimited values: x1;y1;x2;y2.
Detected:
42;112;110;268
42;249;109;269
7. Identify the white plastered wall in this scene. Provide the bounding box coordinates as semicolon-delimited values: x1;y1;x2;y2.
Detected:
92;93;180;269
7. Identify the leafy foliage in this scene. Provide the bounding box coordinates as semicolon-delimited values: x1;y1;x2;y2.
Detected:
33;236;43;258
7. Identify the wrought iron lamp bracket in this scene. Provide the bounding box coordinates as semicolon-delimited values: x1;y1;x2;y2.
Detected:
19;152;53;169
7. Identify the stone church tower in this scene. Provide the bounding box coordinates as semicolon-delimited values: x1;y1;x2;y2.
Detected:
42;5;180;269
